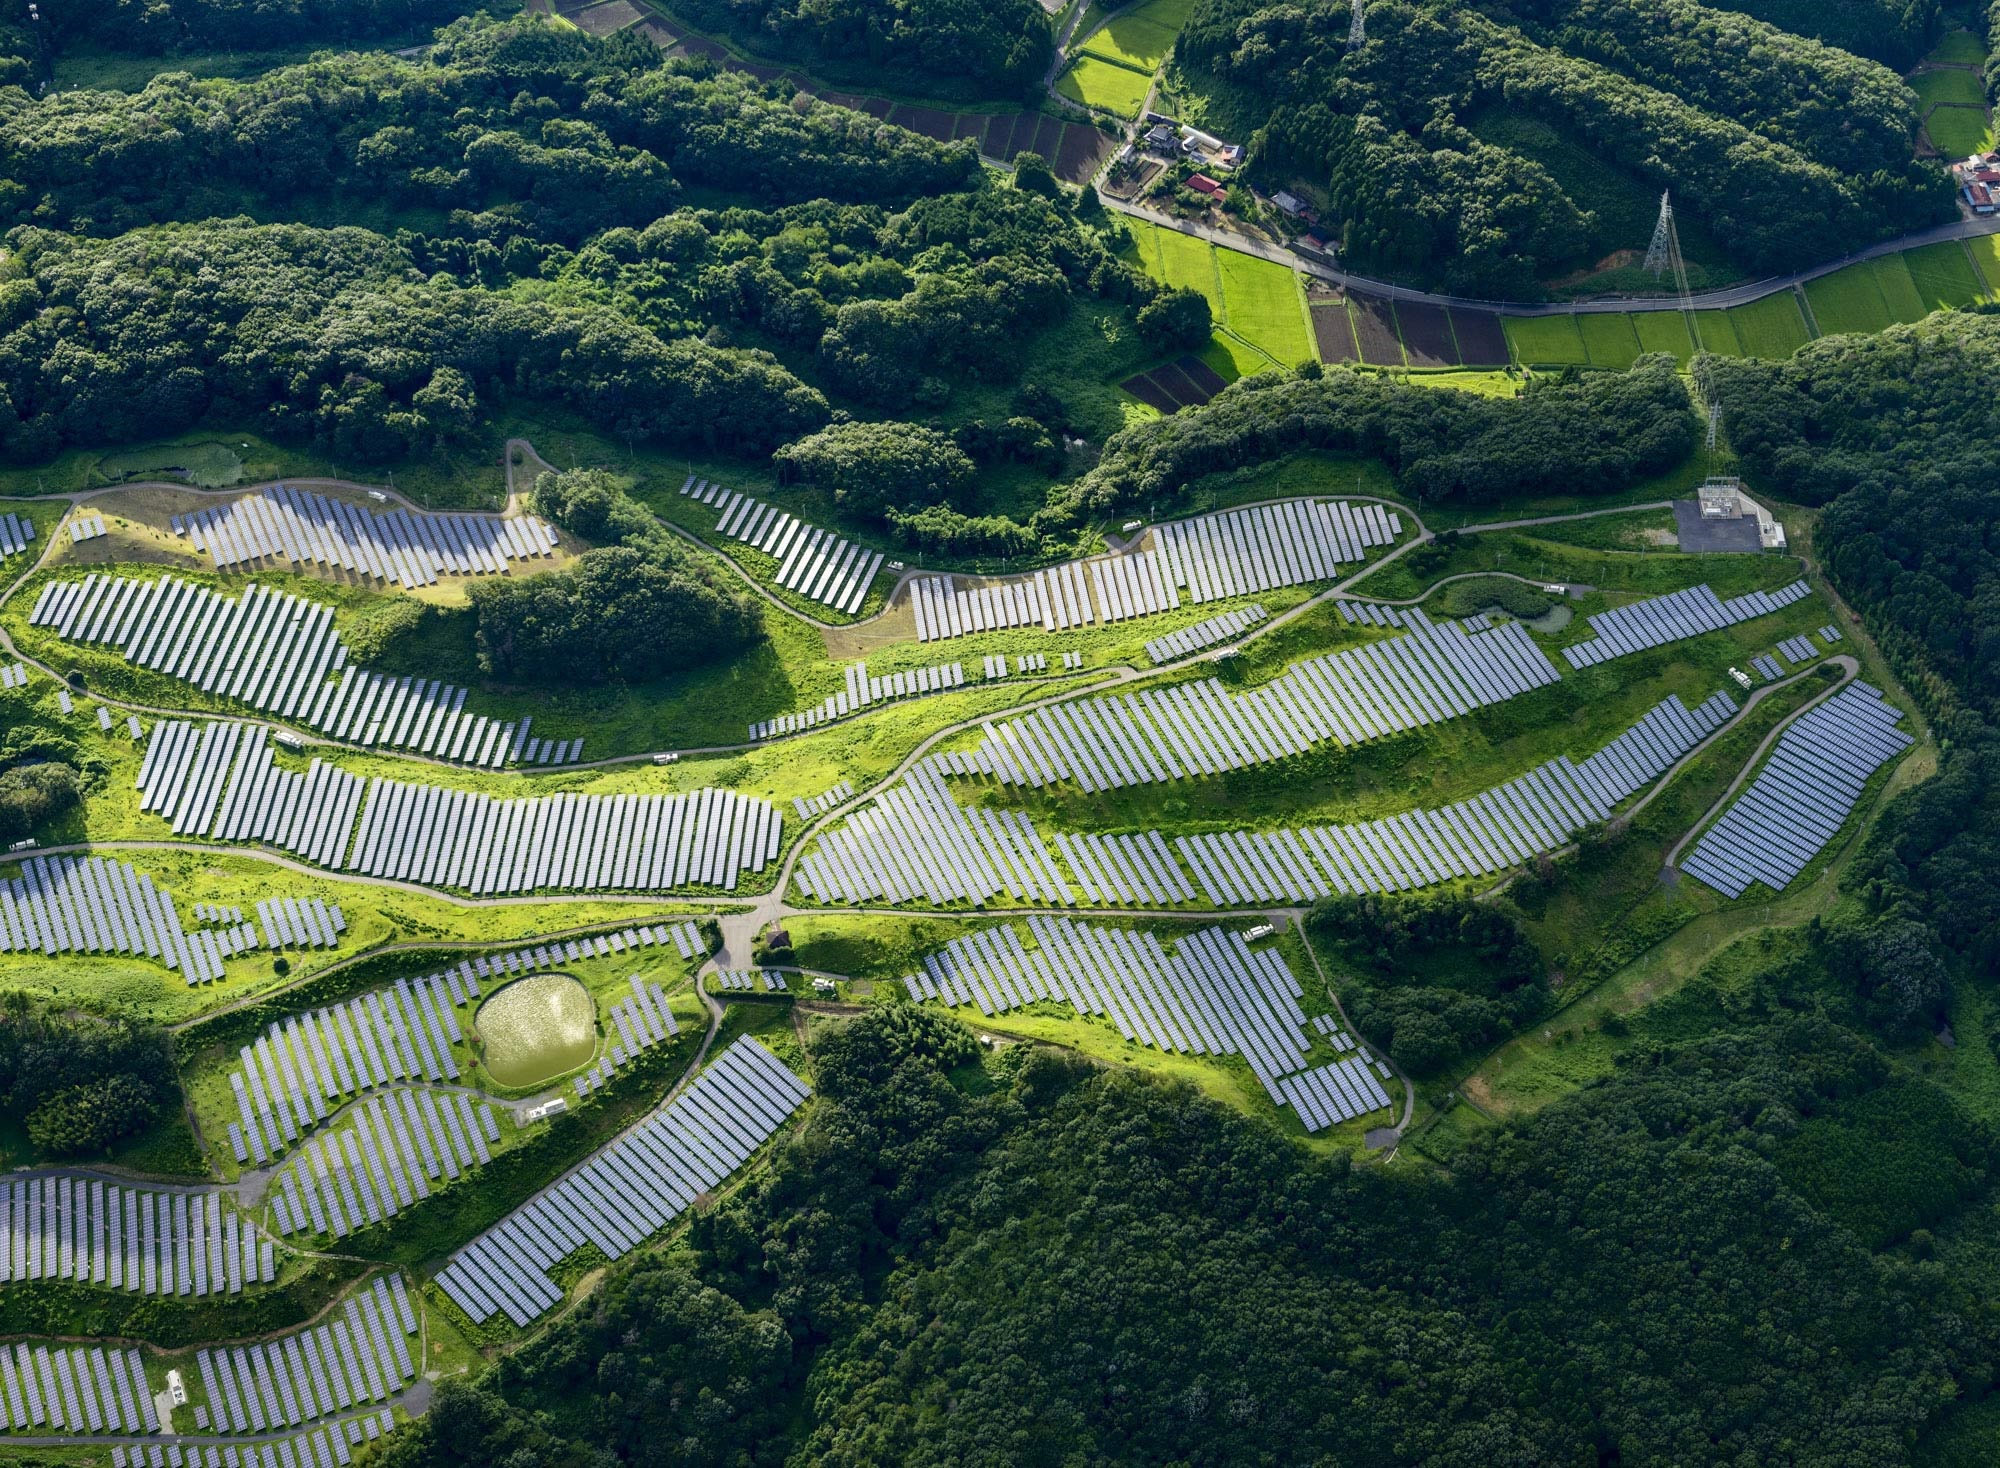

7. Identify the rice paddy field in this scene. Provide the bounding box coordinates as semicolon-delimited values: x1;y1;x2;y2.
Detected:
1499;240;1988;368
1120;217;1315;375
1062;0;1198;119
1056;54;1154;118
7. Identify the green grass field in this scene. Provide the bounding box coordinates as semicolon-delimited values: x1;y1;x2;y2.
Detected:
1927;29;1988;65
1912;66;1988;111
1969;234;2000;297
1896;243;1992;312
1501;313;1588;365
1926;104;1992;158
1056;54;1153;117
1805;262;1896;337
1079;10;1180;70
1214;247;1313;367
1722;293;1810;356
1870;254;1931;323
1632;311;1695;361
1576;312;1641;368
1687;309;1741;357
1122;217;1313;371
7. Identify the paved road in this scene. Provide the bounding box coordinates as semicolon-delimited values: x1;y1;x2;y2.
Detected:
1099;193;2000;318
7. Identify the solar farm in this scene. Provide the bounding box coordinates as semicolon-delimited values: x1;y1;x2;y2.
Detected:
0;453;1929;1456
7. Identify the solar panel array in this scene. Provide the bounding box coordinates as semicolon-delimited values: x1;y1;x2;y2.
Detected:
910;564;1096;642
69;514;107;543
0;662;27;688
1777;633;1817;663
1155;500;1398;605
1;1177;272;1296
1089;549;1181;625
1054;830;1198;905
1146;604;1268;663
749;658;965;741
793;781;853;820
29;574;544;766
270;1090;499;1241
687;475;882;615
714;969;787;992
226;926;688;1165
115;1416;390;1466
899;918;1392;1131
1171;692;1735;902
227;970;473;1166
984;653;1053;678
794;764;1069;907
346;779;779;894
1681;682;1914;899
1275;1058;1395;1133
0;1344;155;1436
256;897;345;950
436;1036;810;1327
0;510;35;559
1336;600;1421;629
194;1277;417;1434
1561;580;1812;668
1819;622;1843;642
175;485;557;589
0;853;235;984
206;727;366;867
969;617;1556;794
1752;654;1784;680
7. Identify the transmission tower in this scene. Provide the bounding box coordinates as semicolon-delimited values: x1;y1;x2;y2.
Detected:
1642;190;1704;368
1643;191;1675;279
1349;0;1365;49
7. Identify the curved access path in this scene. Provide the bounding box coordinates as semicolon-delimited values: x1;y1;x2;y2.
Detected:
1659;654;1860;871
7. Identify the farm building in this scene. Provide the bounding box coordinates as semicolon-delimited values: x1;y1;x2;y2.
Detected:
1186;173;1223;198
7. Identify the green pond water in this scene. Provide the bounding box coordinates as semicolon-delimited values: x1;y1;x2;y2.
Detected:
478;974;597;1088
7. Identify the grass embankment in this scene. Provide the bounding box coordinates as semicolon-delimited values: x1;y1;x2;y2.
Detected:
966;573;1831;847
788;911;1389;1150
177;942;710;1186
1456;675;1930;1121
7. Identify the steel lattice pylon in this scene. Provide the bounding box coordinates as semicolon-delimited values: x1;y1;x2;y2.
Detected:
1349;0;1365;48
1643;191;1675;279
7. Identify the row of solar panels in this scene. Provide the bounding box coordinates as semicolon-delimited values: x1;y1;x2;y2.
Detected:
971;619;1557;794
799;691;1734;910
1145;602;1268;664
270;1090;500;1241
0;853;233;984
435;1037;810;1327
0;1178;272;1297
1682;683;1913;898
748;658;965;741
177;484;555;588
194;1278;417;1436
1562;580;1811;668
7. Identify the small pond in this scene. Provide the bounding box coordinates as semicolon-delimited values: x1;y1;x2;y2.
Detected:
477;974;597;1088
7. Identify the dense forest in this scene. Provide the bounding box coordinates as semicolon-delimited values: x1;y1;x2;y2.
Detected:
375;1002;1997;1466
479;467;764;682
1710;314;2000;973
1711;0;1940;68
670;0;1053;99
1177;0;1950;293
0;998;182;1157
0;17;1151;476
